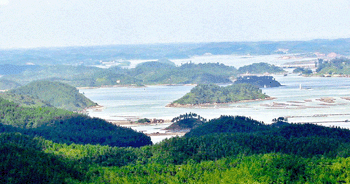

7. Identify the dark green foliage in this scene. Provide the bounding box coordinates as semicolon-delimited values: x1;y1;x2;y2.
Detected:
0;92;52;107
0;133;149;167
172;83;269;105
150;132;343;165
185;115;269;137
28;115;152;147
3;114;350;183
0;143;85;184
166;112;206;131
238;62;285;74
88;153;350;183
0;98;152;147
137;118;151;123
9;80;96;111
0;116;152;148
152;125;347;165
0;97;73;128
273;123;350;141
270;117;289;128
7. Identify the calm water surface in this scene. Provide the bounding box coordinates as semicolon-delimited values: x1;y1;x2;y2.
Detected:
80;55;350;143
81;75;350;128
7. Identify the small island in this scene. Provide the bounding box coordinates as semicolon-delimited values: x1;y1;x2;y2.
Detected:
167;83;271;107
238;62;286;74
165;112;207;132
234;75;281;88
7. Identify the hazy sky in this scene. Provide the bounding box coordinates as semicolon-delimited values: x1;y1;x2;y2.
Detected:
1;0;350;49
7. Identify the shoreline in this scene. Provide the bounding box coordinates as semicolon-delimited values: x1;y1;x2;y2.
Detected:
166;97;276;108
108;120;187;138
77;83;197;90
108;119;172;126
146;132;186;137
77;104;105;114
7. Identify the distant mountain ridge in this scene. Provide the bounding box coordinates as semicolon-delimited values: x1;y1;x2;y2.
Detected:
0;38;349;65
0;79;21;90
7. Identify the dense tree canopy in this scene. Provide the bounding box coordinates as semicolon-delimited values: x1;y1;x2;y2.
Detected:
238;62;285;74
9;81;96;111
2;114;350;183
0;98;152;147
185;115;269;137
166;112;206;131
0;92;52;108
171;83;269;105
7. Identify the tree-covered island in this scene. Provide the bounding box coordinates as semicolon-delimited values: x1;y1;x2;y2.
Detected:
234;75;282;88
167;83;271;107
238;62;286;74
166;112;207;132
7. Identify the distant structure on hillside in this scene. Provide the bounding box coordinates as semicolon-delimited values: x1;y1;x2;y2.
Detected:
234;76;281;88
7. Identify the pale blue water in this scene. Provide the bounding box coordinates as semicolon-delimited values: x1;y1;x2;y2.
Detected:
80;74;350;129
79;54;350;143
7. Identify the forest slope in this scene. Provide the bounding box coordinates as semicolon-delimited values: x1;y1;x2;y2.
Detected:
3;114;350;183
0;98;152;147
8;80;96;111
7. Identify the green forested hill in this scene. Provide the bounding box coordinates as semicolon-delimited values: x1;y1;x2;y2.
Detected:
185;115;269;137
3;114;350;183
166;113;207;131
169;83;269;106
238;62;286;74
2;62;238;87
8;80;96;111
0;143;84;183
0;92;52;107
0;98;152;147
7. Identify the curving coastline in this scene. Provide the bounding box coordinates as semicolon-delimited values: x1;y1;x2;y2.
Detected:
166;97;276;108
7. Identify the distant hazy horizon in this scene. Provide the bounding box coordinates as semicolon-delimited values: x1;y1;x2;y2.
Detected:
0;37;349;51
1;0;350;49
